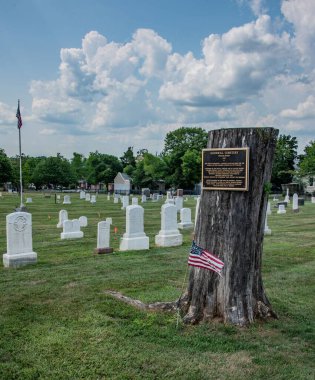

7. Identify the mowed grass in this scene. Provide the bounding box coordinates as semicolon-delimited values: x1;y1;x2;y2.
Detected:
0;192;314;380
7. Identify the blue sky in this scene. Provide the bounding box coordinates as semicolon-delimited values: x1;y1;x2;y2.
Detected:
0;0;314;158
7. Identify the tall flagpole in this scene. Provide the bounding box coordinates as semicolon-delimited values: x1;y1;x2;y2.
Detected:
16;99;23;208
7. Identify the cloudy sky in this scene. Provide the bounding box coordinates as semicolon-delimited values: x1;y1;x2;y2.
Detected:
0;0;314;158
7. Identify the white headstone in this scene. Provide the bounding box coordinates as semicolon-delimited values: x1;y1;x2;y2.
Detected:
63;195;71;204
96;221;112;253
106;217;112;225
79;216;88;227
166;191;172;200
141;195;147;203
114;197;119;204
107;194;111;201
284;189;290;204
195;196;201;229
26;197;33;203
277;204;286;214
3;212;37;267
120;205;149;251
0;192;2;197
57;195;61;200
57;210;68;228
132;197;138;205
174;196;183;212
155;203;182;247
85;193;91;202
157;194;163;201
178;208;193;229
292;193;299;212
61;219;83;239
80;191;86;199
165;198;175;205
264;214;271;235
311;196;315;204
90;195;96;204
121;195;129;209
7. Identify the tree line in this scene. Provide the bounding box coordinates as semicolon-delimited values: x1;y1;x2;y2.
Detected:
0;127;314;192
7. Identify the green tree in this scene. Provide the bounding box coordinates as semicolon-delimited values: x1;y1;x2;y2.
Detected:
162;127;208;188
271;134;298;189
132;159;148;189
143;153;167;182
131;152;168;189
71;152;87;182
120;147;136;168
31;154;74;188
182;149;202;188
299;141;315;177
86;151;122;187
23;156;45;188
0;149;13;186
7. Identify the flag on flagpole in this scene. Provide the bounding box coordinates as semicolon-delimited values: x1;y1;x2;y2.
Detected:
188;241;224;276
16;100;22;129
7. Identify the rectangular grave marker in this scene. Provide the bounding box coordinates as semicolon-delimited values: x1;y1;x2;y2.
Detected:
3;212;37;267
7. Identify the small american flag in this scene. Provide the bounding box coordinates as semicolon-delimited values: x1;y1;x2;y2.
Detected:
16;100;22;129
188;241;224;276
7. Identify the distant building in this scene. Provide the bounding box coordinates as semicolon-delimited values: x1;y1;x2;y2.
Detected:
114;172;131;195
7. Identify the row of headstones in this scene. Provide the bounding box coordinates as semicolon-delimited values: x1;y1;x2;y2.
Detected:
24;192;192;209
57;201;194;241
112;193;186;211
112;194;163;205
264;193;303;236
2;210;112;267
271;192;302;214
3;201;196;267
71;191;96;204
25;194;97;204
120;203;194;250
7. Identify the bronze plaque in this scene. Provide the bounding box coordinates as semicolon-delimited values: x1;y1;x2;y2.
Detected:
202;148;249;191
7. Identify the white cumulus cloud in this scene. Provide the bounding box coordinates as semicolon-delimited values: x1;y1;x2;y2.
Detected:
160;15;292;107
280;95;315;119
24;7;315;157
281;0;315;67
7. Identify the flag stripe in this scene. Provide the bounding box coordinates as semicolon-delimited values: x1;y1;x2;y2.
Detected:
188;256;222;274
189;252;224;270
188;241;224;275
202;251;224;266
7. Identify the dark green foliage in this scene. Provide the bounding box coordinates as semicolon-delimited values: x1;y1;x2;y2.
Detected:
299;141;315;176
70;152;87;181
162;127;208;188
271;134;298;188
132;153;168;189
0;149;13;186
85;151;122;186
31;154;75;188
120;146;136;169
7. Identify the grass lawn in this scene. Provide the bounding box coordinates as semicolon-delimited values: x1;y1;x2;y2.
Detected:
0;192;314;379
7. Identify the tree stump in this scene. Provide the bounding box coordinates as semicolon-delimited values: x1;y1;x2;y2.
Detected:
181;128;278;326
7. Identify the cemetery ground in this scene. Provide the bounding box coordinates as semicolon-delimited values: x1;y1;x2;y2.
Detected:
0;193;314;380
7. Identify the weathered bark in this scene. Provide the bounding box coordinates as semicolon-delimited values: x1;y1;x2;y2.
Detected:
182;128;278;326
